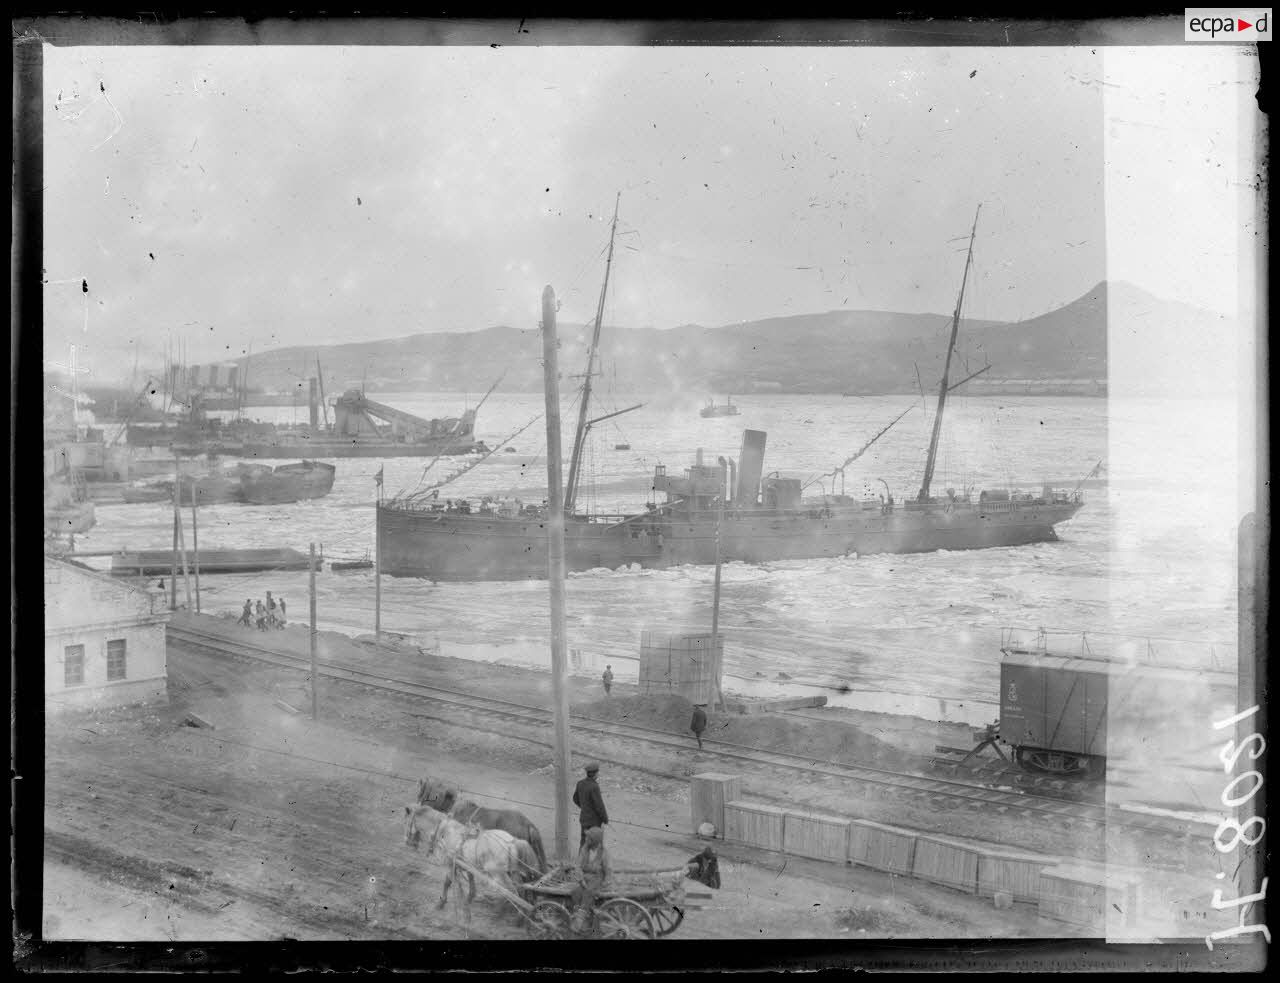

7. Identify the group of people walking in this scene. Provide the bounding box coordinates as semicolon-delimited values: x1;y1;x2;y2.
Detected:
238;590;287;630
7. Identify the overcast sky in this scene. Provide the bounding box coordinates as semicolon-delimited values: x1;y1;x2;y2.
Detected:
40;38;1258;378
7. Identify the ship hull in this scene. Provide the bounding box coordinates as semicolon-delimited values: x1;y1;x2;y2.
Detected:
241;462;337;505
237;437;482;459
377;500;1083;581
127;426;483;459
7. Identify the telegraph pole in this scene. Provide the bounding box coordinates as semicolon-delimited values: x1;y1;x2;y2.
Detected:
169;504;178;611
174;454;192;610
375;465;383;644
712;457;727;713
541;285;574;864
310;542;318;720
191;495;201;614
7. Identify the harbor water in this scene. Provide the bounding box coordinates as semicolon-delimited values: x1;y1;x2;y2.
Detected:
75;391;1246;809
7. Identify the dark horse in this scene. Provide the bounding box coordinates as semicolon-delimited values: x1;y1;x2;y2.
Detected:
416;779;547;875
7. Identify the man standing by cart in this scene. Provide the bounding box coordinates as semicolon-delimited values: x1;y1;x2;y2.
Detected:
572;762;608;848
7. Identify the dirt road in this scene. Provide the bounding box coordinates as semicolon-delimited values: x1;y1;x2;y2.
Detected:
42;614;1095;943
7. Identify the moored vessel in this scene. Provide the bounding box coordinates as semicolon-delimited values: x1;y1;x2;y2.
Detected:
699;396;740;418
241;460;336;505
377;202;1085;581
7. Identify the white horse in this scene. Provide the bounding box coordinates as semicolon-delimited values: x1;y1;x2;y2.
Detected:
403;803;538;911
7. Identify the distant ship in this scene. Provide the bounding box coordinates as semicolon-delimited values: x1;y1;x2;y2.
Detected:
127;386;485;460
241;460;336;505
123;460;336;506
700;396;740;418
377;203;1085;581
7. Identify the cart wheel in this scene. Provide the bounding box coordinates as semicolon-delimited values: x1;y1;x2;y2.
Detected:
650;904;684;937
527;900;572;940
597;898;656;939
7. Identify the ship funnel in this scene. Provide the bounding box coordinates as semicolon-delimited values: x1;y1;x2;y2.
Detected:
696;448;704;467
735;430;767;507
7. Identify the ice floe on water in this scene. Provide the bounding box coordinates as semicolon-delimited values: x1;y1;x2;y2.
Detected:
78;393;1248;812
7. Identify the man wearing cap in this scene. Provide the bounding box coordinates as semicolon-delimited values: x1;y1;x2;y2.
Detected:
685;845;721;889
572;762;609;848
569;825;613;929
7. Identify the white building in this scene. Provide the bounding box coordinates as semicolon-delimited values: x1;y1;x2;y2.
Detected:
44;557;170;710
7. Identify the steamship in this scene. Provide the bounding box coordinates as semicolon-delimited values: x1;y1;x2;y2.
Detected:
376;202;1085;581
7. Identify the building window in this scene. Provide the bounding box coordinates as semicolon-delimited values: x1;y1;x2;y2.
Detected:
64;645;85;687
106;639;127;681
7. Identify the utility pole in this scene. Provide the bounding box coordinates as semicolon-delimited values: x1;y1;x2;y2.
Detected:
170;502;178;611
541;284;574;864
191;494;201;614
375;464;383;644
712;457;727;713
310;542;318;720
174;455;192;610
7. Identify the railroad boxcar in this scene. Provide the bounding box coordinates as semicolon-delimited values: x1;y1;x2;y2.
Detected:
998;650;1109;778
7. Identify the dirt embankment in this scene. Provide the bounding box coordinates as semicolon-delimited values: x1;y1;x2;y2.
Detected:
39;620;1071;944
43;614;1200;945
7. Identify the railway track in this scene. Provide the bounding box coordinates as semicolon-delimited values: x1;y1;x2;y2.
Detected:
166;624;1201;842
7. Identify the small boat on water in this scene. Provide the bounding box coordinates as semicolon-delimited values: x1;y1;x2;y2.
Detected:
241;460;336;505
331;553;374;571
700;395;740;418
614;443;631;451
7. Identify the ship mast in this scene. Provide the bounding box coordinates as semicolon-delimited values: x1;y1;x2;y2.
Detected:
564;192;621;514
917;204;980;503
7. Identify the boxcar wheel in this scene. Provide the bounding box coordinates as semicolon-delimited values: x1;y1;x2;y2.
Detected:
1015;746;1091;777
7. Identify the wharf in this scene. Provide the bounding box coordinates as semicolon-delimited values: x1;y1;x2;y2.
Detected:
110;547;320;576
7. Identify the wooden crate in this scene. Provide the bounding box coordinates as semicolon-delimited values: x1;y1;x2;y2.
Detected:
976;848;1057;903
910;835;980;894
690;773;741;836
724;801;787;852
638;630;721;706
848;820;917;876
783;811;850;863
1038;865;1106;927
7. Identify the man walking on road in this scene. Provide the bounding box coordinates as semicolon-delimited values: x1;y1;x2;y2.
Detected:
601;665;614;697
572;762;609;848
691;704;708;750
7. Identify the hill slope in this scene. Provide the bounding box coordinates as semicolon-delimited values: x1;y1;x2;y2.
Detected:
167;281;1229;396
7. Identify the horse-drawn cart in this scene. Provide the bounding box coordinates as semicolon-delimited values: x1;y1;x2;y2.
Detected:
521;865;700;939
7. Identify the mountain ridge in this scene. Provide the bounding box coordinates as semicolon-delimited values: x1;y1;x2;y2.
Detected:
69;280;1234;397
